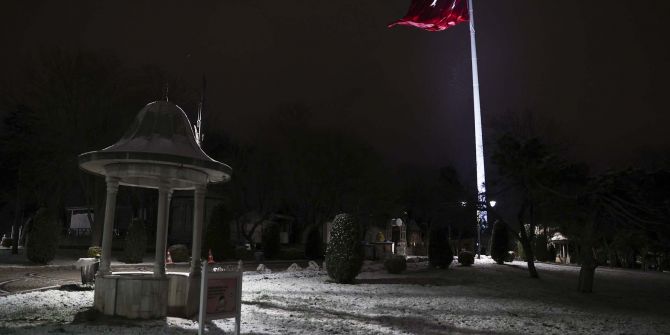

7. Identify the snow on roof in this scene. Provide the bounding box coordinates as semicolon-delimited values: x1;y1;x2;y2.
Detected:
550;232;569;241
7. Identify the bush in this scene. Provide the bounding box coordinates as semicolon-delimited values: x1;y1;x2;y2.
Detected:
87;246;102;258
122;218;147;263
491;220;510;264
26;208;60;264
516;240;526;260
262;224;282;259
1;238;13;248
534;235;549;262
305;227;323;260
506;251;516;262
384;256;407;274
458;250;475;266
205;203;234;261
325;213;363;283
428;226;453;269
169;244;190;262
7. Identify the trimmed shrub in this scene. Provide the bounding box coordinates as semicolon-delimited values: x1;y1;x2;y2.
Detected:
428;226;453;269
169;244;190;262
516;241;526;260
491;220;509;264
122;218;147;263
458;250;475;266
325;213;364;283
87;246;102;258
1;238;13;248
205;203;234;261
305;227;323;260
262;224;282;259
26;208;60;264
384;256;407;274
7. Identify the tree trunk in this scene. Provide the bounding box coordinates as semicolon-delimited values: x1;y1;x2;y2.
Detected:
11;175;22;255
578;249;597;293
520;234;539;278
578;225;597;293
517;201;539;278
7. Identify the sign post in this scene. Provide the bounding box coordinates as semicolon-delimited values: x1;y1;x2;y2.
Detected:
198;260;242;335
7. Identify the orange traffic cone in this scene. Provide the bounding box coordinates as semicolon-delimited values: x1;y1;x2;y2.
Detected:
166;250;173;264
208;249;215;264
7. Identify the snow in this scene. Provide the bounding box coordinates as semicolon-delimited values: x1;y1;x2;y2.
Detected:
1;257;669;334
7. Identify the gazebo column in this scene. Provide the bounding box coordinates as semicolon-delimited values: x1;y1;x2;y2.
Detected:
99;176;120;275
154;181;172;277
190;184;207;276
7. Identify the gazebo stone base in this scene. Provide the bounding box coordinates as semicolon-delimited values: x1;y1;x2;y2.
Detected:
165;272;200;318
94;273;168;319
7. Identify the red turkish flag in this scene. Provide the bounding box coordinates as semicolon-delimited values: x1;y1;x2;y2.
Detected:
389;0;469;32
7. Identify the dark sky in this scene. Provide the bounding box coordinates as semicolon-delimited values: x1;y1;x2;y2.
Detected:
2;0;669;187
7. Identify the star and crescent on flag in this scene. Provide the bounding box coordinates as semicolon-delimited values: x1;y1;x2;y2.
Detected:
389;0;469;31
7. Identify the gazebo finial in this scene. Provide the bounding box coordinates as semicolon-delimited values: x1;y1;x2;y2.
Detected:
163;82;169;102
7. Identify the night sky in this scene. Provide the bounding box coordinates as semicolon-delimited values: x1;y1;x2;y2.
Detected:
2;0;669;187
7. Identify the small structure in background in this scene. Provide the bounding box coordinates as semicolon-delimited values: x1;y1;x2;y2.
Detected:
79;100;232;319
388;218;407;257
550;232;571;264
66;207;93;237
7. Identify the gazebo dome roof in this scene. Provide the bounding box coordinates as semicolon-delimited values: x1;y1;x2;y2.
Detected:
79;100;231;188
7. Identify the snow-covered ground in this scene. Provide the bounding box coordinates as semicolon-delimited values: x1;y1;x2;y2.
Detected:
1;257;669;334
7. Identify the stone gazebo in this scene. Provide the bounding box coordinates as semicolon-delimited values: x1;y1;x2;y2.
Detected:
79;100;231;319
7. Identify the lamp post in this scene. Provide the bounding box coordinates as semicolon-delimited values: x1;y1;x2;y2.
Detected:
468;198;496;259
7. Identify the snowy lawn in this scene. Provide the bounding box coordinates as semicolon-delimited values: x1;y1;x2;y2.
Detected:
1;257;669;334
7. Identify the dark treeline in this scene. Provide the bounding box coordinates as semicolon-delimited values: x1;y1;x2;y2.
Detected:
1;49;669;294
0;49;471;253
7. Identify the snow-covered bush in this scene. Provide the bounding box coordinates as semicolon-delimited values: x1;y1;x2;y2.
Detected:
491;220;509;264
458;250;474;266
26;208;59;264
384;255;407;274
428;226;453;268
122;218;147;263
262;224;282;259
168;244;189;262
87;246;101;258
206;203;234;261
325;213;363;283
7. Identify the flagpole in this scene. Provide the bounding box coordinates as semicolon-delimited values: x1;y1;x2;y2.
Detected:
467;0;486;258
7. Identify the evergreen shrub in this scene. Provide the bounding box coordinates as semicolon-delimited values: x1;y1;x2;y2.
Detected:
458;250;475;266
1;238;13;248
428;226;453;268
384;256;407;274
206;203;234;261
491;220;510;264
516;241;526;260
325;213;363;283
534;235;549;262
122;218;147;263
26;208;60;264
87;246;102;258
262;224;282;259
169;244;190;262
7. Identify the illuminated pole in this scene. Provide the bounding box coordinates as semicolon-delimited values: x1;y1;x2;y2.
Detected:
468;0;486;258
